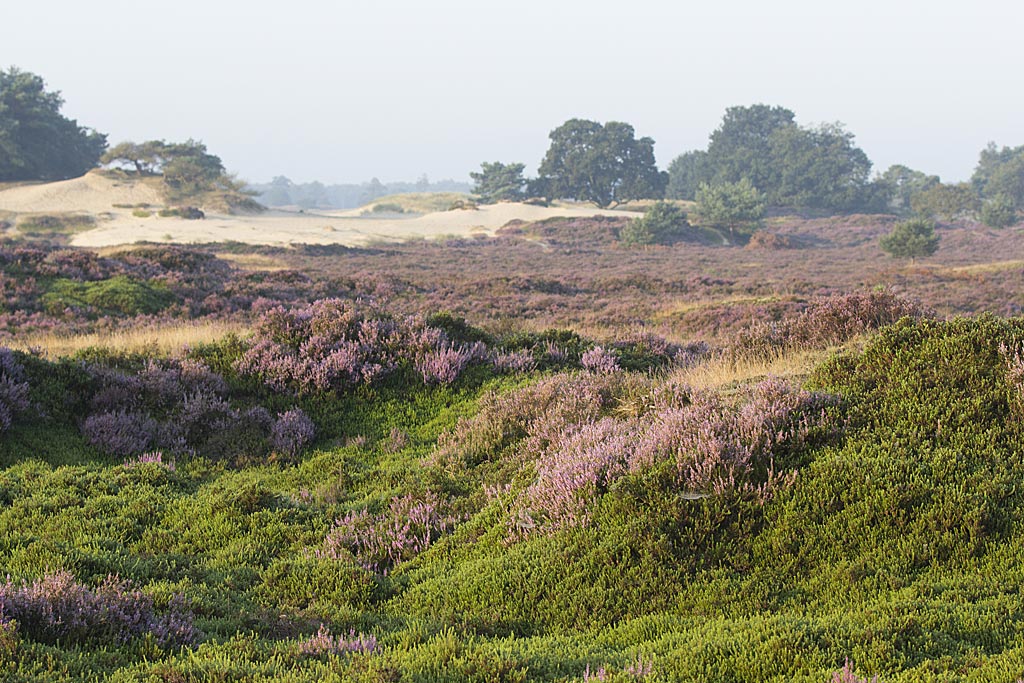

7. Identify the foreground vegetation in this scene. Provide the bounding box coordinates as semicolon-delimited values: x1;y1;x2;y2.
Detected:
1;283;1023;680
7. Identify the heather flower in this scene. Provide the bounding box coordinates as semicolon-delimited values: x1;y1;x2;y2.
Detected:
271;408;316;457
123;451;175;471
416;343;484;385
0;348;30;432
82;410;157;457
832;660;879;683
0;570;198;646
296;625;377;656
581;346;620;374
318;492;457;574
490;349;537;374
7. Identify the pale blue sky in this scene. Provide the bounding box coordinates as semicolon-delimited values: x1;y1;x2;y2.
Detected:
6;0;1022;184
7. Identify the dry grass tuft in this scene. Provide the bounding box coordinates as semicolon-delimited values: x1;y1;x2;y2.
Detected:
674;347;826;392
214;252;289;271
6;320;246;359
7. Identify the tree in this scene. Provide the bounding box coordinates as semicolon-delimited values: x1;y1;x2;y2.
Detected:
619;201;689;246
766;122;873;211
695;179;765;237
100;140;170;175
470;161;526;203
0;67;107;181
877;164;940;215
980;193;1018;228
705;104;796;191
972;143;1024;206
879;218;940;261
666;150;707;201
910;182;980;221
535;119;667;208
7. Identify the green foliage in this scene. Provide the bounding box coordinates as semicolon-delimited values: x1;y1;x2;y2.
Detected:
665;150;708;201
7;318;1024;680
878;164;941;215
534;119;667;207
370;202;405;214
15;213;95;235
972;142;1024;209
695;178;765;235
879;218;940;261
470;162;526;204
0;67;107;182
675;104;877;212
981;193;1018;228
619;201;689;246
909;182;980;221
41;276;175;316
131;208;152;218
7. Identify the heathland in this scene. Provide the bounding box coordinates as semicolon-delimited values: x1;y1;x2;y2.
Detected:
3;67;1024;682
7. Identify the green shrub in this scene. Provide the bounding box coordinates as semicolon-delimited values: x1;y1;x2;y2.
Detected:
41;276;176;316
131;209;152;218
981;193;1018;228
619;201;689;246
879;217;940;260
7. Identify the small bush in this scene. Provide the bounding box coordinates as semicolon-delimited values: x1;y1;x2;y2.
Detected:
620;201;689;246
132;208;153;218
981;193;1018;228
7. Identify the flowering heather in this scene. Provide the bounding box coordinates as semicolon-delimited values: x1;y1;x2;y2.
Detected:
491;349;538;374
123;450;176;471
737;290;926;357
466;374;841;536
271;408;316;457
581;346;621;374
521;417;640;531
296;625;377;656
82;410;157;457
0;570;198;647
0;347;30;432
318;492;457;574
832;660;879;683
235;300;421;394
431;372;622;471
415;342;485;385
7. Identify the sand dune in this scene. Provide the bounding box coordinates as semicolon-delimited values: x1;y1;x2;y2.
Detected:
0;172;638;247
0;172;163;214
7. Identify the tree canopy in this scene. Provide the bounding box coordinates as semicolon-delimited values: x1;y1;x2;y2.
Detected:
619;201;690;246
0;67;107;182
972;143;1024;210
470;161;526;203
695;178;765;236
534;119;667;208
879;218;940;261
667;104;877;212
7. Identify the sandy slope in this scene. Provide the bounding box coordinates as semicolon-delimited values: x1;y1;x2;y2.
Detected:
0;172;638;247
0;172;163;214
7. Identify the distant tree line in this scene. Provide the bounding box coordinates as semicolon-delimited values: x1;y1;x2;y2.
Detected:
472;104;1023;229
248;175;472;210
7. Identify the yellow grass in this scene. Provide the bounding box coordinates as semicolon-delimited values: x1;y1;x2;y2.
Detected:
655;294;790;319
673;348;826;392
6;320;247;359
360;192;470;214
214;252;289;271
943;260;1024;276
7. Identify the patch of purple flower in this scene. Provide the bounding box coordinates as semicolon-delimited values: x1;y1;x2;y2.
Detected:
271;408;316;457
832;659;879;683
82;410;158;457
296;625;377;656
581;346;621;374
0;570;199;647
123;450;176;471
318;492;457;574
0;347;30;432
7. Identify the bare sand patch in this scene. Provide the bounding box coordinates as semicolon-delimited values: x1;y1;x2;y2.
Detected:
0;173;640;247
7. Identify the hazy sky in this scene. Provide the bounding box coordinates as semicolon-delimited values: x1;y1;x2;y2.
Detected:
6;0;1023;184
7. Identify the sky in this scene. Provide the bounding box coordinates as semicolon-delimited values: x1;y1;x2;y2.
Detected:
5;0;1023;185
